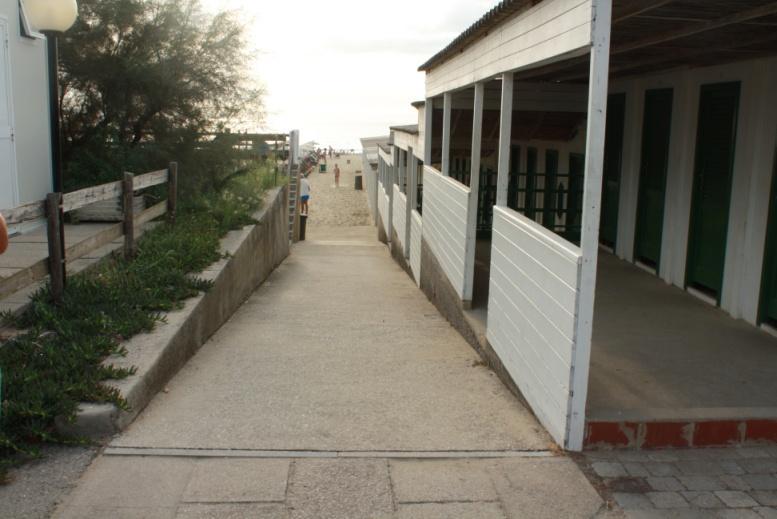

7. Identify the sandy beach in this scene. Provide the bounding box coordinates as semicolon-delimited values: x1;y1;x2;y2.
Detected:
302;153;371;229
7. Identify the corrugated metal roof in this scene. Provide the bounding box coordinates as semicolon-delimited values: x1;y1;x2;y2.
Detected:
418;0;535;72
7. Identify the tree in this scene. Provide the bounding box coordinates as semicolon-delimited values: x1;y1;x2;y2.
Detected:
58;0;263;190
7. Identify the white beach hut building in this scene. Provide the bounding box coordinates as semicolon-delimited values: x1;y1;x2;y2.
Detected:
0;0;53;229
365;0;777;451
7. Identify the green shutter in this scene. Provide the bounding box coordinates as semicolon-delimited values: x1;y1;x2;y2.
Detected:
600;93;626;248
525;147;538;220
543;150;559;230
760;149;777;325
634;88;673;269
686;82;740;301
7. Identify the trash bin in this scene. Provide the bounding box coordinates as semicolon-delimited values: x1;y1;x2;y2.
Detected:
354;175;363;190
299;214;307;241
319;163;327;173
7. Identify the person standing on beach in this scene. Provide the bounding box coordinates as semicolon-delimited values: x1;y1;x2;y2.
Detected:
334;164;341;188
300;173;311;215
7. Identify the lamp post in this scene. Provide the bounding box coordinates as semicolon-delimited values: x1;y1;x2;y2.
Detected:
24;0;78;194
25;0;78;300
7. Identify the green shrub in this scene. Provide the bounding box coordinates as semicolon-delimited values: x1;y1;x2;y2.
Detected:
0;166;280;473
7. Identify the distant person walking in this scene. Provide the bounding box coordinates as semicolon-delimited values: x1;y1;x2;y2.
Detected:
300;173;311;215
334;164;341;188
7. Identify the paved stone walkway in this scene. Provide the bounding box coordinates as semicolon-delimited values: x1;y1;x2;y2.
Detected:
584;447;777;518
51;168;605;518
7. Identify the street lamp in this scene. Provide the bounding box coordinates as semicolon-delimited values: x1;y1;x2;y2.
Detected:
24;0;78;299
24;0;79;194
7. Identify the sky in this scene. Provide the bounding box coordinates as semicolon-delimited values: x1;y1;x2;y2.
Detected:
201;0;500;150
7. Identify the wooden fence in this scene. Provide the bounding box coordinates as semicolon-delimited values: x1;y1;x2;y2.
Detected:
0;163;178;303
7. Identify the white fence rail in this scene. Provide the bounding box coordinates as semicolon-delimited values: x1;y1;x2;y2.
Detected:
486;206;582;446
392;185;407;249
410;210;422;286
422;166;470;299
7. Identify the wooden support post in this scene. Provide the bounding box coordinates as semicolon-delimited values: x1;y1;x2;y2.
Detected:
424;98;433;165
568;0;613;452
442;92;452;176
464;81;485;302
496;72;515;207
45;192;65;303
123;172;136;258
387;147;397;244
167;162;178;224
405;148;415;258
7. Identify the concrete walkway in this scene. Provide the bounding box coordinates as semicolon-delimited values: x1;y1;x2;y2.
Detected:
53;160;605;518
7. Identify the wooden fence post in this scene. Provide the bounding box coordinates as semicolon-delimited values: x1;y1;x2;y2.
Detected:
45;192;65;303
123;172;136;258
167;162;178;224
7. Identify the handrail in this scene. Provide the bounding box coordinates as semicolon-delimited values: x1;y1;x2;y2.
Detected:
0;163;178;303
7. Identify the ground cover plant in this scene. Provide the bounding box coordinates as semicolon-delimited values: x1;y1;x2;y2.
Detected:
0;165;277;476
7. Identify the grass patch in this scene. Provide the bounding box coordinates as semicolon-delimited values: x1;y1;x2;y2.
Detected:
0;165;278;475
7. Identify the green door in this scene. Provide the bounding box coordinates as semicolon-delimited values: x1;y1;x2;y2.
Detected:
761;152;777;325
525;147;538;220
567;153;585;244
686;82;740;301
543;150;559;230
634;88;673;269
600;93;626;248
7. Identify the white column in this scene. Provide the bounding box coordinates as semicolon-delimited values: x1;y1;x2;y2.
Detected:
442;92;452;176
463;82;485;303
405;147;415;258
388;146;398;243
496;73;514;207
568;0;613;452
424;98;433;165
399;149;407;194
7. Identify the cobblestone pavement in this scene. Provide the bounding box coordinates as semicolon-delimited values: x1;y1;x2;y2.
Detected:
583;446;777;518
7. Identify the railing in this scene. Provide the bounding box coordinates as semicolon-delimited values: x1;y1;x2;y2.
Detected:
449;166;584;244
0;163;178;303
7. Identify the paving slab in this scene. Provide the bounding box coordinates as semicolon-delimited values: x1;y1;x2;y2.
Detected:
396;502;506;519
390;459;498;503
175;503;288;519
286;459;393;519
181;459;289;503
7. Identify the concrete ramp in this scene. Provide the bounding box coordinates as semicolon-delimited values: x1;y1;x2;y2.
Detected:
112;226;549;452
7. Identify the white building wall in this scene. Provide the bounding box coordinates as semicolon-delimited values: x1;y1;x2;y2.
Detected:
393;131;418;156
487;206;582;446
425;0;592;97
393;185;406;248
410;210;422;286
417;105;426;162
0;0;52;209
361;151;377;220
610;57;777;325
423;166;470;299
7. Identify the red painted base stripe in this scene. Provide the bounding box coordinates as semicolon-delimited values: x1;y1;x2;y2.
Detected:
585;419;777;449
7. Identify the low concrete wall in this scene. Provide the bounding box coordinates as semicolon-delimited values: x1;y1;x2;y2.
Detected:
58;186;290;438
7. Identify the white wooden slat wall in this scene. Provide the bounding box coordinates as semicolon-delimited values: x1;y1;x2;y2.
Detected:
393;185;407;249
425;0;592;97
378;183;390;237
410;210;423;286
422;166;470;299
487;206;582;446
362;152;377;219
